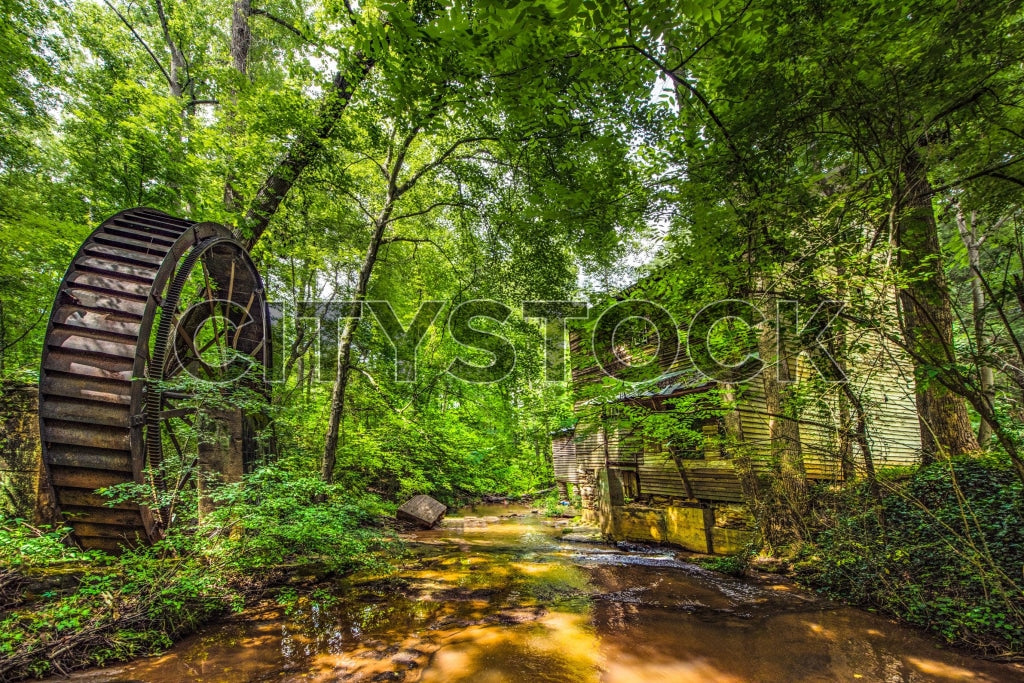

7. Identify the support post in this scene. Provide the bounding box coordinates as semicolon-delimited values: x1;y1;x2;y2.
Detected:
197;409;245;521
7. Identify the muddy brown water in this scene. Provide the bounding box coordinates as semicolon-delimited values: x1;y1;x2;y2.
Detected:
55;505;1023;682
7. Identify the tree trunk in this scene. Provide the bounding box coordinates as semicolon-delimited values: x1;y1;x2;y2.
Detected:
242;60;374;249
155;0;186;99
757;294;807;538
320;217;388;483
0;298;5;376
955;206;995;447
231;0;251;76
224;0;251;211
896;148;979;460
839;381;881;494
830;260;857;482
319;127;421;482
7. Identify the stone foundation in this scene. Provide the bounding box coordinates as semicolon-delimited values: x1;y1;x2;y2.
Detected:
576;468;598;525
0;384;55;523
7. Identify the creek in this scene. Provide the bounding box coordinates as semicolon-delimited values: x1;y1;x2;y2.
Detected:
55;505;1024;682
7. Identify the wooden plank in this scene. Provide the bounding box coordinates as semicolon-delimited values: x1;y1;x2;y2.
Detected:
43;349;133;381
53;306;142;338
60;506;145;527
76;536;137;552
63;288;147;317
84;243;165;267
94;230;175;253
47;329;137;358
110;218;184;240
46;445;133;472
56;489;138;510
73;523;146;540
40;398;129;428
77;256;158;282
50;466;131;490
42;373;132;405
43;421;131;451
65;271;150;299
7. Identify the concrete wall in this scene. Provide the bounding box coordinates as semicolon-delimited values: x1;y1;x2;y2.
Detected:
599;499;756;555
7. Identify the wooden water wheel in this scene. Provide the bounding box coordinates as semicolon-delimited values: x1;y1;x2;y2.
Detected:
38;208;271;551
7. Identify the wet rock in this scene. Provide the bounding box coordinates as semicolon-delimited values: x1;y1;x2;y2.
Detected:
448;516;488;528
561;528;604;544
392;651;422;669
750;555;790;574
432;586;498;601
486;607;546;625
397;495;447;529
428;617;474;630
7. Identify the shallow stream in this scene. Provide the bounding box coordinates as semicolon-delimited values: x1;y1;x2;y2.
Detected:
57;505;1024;682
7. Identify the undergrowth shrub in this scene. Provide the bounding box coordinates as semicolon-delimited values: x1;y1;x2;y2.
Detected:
0;458;395;680
0;523;241;680
800;456;1024;657
694;554;749;577
205;460;396;574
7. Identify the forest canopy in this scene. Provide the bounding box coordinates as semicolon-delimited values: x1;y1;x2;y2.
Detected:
0;0;1022;494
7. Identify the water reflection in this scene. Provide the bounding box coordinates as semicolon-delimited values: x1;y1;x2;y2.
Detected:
55;505;1023;682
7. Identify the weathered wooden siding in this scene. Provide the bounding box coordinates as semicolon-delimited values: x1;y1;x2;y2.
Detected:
681;462;746;503
849;338;921;468
608;426;641;466
637;438;689;497
573;414;606;470
729;336;920;482
552;434;578;483
794;358;844;481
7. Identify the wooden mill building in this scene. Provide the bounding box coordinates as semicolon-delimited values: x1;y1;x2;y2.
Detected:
554;325;922;554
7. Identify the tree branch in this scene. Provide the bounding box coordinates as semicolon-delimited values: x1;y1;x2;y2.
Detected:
250;8;313;42
396;136;494;196
925;155;1024;196
241;57;375;248
100;0;174;93
183;99;219;110
386;200;470;224
337;187;376;222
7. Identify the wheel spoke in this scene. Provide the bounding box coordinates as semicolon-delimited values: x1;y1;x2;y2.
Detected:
160;407;194;420
226;260;236;306
200;258;222;345
232;292;258;349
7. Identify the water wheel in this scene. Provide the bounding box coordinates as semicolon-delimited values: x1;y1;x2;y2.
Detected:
38;208;271;551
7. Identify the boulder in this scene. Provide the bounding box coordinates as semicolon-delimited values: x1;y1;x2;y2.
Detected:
396;495;447;529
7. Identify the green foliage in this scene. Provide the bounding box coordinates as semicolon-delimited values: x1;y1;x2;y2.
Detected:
0;517;235;678
540;490;564;517
0;519;100;568
205;461;395;574
693;554;749;577
801;457;1024;656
